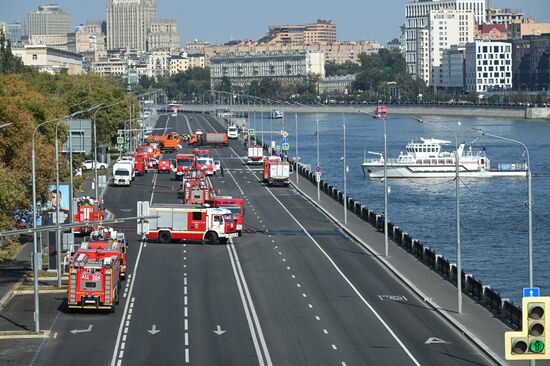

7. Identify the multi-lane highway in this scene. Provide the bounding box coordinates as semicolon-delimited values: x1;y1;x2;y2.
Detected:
12;112;497;366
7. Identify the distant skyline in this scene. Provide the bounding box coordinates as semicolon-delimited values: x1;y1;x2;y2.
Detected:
2;0;550;45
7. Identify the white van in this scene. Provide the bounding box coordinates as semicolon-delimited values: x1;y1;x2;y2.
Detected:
112;163;132;186
227;126;238;139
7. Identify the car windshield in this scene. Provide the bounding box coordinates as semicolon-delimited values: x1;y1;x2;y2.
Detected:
115;170;130;176
177;159;193;166
138;147;153;153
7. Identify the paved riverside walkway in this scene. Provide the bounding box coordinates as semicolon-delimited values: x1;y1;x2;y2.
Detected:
288;171;545;366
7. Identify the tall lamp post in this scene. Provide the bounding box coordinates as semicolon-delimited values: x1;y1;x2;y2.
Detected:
358;108;389;258
342;113;347;224
413;117;462;313
471;128;533;288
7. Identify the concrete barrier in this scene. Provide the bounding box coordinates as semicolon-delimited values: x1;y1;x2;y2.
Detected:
422;247;436;268
393;227;403;245
412;239;423;258
354;202;361;215
483;287;502;316
436;255;450;278
387;222;394;239
360;206;368;221
403;234;413;252
368;211;377;225
502;300;522;330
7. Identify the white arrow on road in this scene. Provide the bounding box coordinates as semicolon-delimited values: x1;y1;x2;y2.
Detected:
147;325;161;335
70;324;93;334
425;337;451;344
213;325;226;335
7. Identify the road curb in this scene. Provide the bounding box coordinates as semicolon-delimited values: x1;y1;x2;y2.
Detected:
13;289;66;295
0;330;50;340
0;280;22;310
289;180;508;366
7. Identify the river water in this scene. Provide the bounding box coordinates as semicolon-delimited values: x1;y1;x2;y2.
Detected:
250;112;550;306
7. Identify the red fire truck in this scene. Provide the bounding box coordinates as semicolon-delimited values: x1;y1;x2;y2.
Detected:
73;197;104;236
134;154;148;176
157;159;171;173
213;196;244;236
67;240;122;311
183;179;213;205
175;154;196;180
140;204;238;244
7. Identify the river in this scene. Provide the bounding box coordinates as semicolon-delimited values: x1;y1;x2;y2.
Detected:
249;112;550;306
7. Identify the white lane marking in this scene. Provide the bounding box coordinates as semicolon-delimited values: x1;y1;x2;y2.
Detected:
226;240;271;366
315;316;320;320
116;360;122;366
184;307;188;317
323;329;328;334
185;319;188;330
291;275;296;279
297;284;301;288
185;349;190;363
332;344;338;350
123;335;127;342
121;342;125;350
228;144;422;366
303;293;307;298
308;304;313;309
185;333;189;346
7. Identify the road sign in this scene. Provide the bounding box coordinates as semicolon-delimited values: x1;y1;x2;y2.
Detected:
276;145;281;152
248;128;255;136
281;131;289;138
282;142;290;151
315;172;321;182
315;166;321;173
523;287;540;297
282;137;289;144
117;136;125;145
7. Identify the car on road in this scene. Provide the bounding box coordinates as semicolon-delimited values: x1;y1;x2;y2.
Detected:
81;160;108;170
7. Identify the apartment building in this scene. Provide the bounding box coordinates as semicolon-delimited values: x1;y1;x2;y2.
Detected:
27;4;71;36
210;50;324;88
106;0;156;51
261;20;336;45
12;44;82;75
465;41;512;93
147;19;179;51
404;0;485;78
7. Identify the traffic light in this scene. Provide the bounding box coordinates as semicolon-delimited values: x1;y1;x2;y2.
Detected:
505;296;550;360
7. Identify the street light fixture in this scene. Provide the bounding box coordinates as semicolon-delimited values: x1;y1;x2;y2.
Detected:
412;116;462;313
471;128;533;288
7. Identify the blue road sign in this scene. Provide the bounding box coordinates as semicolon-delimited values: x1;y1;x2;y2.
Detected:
315;166;321;173
248;128;255;136
282;137;289;144
282;142;290;151
276;145;281;151
117;136;125;145
523;287;540;297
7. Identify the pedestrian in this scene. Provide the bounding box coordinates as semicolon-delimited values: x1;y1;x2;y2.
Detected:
220;164;224;177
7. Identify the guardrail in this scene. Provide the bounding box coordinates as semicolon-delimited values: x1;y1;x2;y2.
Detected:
294;161;523;330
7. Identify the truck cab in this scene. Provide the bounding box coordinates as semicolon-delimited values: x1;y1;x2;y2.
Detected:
227;125;239;139
175;154;196;180
213;196;244;236
112;163;132;186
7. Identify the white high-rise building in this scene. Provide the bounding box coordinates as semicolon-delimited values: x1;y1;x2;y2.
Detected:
27;4;71;36
405;0;485;78
106;0;156;51
465;41;512;93
428;9;474;86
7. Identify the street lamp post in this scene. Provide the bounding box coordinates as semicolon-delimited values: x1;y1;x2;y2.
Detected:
343;113;347;224
295;111;299;185
472;128;533;288
414;117;462;313
316;111;320;201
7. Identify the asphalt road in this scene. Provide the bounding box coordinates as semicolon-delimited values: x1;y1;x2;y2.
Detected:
2;112;498;366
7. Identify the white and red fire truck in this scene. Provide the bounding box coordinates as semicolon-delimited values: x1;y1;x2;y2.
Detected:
139;204;238;245
67;240;122;312
73;196;104;236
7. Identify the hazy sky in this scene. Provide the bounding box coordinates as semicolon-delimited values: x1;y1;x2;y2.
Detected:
2;0;550;45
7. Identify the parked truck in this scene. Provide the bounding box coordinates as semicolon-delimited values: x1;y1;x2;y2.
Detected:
247;146;264;165
138;204;238;244
183;179;214;205
112;162;132;186
160;134;181;153
67;240;122;311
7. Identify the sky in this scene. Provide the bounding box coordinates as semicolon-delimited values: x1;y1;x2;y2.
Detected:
2;0;550;45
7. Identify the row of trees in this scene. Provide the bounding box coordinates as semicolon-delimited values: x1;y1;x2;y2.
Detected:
0;35;136;232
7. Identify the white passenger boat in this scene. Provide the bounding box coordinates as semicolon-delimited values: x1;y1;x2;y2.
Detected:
362;138;527;178
272;110;284;119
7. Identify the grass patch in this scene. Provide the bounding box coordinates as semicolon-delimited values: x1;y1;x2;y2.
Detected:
0;240;23;263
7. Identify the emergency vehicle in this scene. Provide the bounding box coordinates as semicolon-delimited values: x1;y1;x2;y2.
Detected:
183;179;213;205
247;146;264;164
139;204;238;245
157;159;171;173
73;197;104;236
193;150;216;175
174;154;196;180
67;238;123;311
213;196;244;236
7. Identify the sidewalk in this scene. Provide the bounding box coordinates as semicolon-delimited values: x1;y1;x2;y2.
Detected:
289;170;538;366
